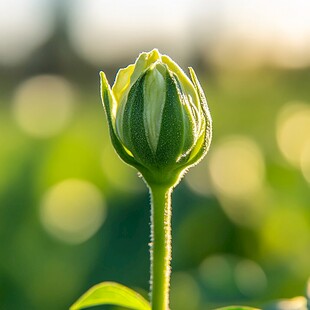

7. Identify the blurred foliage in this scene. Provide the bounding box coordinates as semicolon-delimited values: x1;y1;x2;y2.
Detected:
1;4;310;310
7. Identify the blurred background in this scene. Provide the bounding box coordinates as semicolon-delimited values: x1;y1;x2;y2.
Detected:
1;0;310;309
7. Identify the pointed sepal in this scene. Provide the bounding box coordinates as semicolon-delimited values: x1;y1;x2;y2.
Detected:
100;71;142;169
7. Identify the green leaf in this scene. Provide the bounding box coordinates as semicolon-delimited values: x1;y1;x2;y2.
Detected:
70;282;151;310
215;307;260;310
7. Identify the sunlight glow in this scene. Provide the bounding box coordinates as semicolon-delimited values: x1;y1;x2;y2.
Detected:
170;272;200;310
194;0;310;68
101;145;144;193
276;102;310;167
261;208;310;261
276;297;308;310
67;0;191;65
209;136;265;199
301;141;310;185
234;259;267;297
185;158;213;197
13;75;75;138
40;179;106;244
0;0;54;65
199;255;233;290
200;254;267;297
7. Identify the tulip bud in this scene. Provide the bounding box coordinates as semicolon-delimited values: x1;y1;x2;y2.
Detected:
100;49;212;187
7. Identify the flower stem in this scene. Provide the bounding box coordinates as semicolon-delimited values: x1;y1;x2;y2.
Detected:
150;184;172;310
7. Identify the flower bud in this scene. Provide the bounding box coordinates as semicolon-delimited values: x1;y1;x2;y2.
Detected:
100;49;212;187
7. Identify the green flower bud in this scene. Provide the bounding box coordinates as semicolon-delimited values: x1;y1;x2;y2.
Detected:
100;49;212;187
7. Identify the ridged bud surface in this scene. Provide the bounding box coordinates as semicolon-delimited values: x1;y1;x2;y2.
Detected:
100;49;212;186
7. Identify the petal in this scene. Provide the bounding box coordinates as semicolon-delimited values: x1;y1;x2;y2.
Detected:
113;50;163;116
129;52;148;87
130;50;162;89
146;48;161;66
112;64;135;103
143;63;167;153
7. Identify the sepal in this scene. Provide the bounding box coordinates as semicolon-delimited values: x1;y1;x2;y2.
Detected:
100;72;142;169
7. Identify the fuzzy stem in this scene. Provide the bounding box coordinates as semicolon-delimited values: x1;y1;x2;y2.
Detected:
150;184;172;310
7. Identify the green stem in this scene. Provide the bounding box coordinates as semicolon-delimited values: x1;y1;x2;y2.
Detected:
150;184;172;310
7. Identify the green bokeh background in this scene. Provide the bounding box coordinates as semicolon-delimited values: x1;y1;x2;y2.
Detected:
1;1;310;310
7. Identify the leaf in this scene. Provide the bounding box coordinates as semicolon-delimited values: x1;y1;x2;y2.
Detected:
70;282;151;310
215;307;261;310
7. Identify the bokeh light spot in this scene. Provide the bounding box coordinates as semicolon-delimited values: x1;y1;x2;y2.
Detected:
301;141;310;184
199;255;233;290
276;102;310;167
67;0;191;65
101;145;144;193
0;0;54;65
234;259;267;297
40;179;106;244
193;0;310;69
185;158;213;196
170;272;201;310
209;136;265;199
261;208;310;262
275;297;308;310
13;75;75;138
